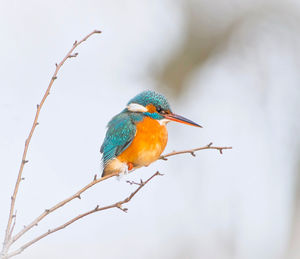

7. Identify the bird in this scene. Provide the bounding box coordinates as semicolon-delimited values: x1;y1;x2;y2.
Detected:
100;90;201;177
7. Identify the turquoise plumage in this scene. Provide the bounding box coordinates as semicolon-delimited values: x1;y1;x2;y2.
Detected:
100;112;138;167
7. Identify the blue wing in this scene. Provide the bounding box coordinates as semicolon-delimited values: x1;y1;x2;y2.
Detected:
100;112;137;166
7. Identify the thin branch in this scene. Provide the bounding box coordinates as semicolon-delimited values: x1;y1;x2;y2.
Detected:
159;142;232;160
8;171;118;247
6;142;231;250
7;213;16;243
5;172;161;259
1;30;101;256
126;179;144;186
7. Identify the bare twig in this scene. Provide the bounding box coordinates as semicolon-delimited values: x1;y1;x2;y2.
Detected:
1;30;101;257
5;172;161;259
8;171;118;247
159;142;232;160
5;143;231;253
126;179;144;186
7;213;16;243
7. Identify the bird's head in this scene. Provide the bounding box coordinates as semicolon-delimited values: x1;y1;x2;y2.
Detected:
126;90;202;127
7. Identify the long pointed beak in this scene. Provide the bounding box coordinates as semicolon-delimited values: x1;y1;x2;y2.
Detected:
164;113;202;128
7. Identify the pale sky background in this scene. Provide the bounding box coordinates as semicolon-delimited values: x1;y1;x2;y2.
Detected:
1;1;300;259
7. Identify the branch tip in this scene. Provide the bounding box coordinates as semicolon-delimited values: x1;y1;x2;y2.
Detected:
159;143;232;160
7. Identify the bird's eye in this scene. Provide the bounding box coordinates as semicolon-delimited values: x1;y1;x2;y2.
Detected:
157;106;162;113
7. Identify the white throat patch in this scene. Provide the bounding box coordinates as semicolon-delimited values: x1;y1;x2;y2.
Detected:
127;103;148;113
158;119;170;125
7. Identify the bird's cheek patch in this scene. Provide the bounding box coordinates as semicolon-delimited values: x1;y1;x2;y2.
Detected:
146;104;157;113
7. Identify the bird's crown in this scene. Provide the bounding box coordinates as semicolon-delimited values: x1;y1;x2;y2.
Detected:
127;90;171;114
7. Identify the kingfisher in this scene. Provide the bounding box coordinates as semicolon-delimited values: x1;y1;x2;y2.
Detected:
100;90;201;177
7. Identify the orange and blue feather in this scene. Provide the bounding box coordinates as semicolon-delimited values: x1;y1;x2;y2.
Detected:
100;91;171;177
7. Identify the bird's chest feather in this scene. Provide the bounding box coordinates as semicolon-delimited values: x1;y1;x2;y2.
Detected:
118;117;168;166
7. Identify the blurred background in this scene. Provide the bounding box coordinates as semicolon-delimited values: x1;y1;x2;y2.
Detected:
1;0;300;258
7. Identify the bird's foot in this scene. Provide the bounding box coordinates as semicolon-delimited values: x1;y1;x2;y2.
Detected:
127;162;134;171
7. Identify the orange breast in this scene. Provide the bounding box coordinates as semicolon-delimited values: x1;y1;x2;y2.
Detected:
117;117;168;168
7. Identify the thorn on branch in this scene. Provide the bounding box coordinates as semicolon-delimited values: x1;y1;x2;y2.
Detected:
94;30;102;34
35;122;39;126
55;63;58;67
93;174;97;181
22;160;28;164
126;180;142;186
160;156;168;161
95;205;99;210
73;40;78;46
116;203;128;213
48;229;51;233
68;52;78;58
191;152;196;157
52;76;57;80
45;209;50;213
156;171;164;176
77;195;81;200
219;149;223;154
21;177;25;181
207;142;213;147
36;104;39;109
